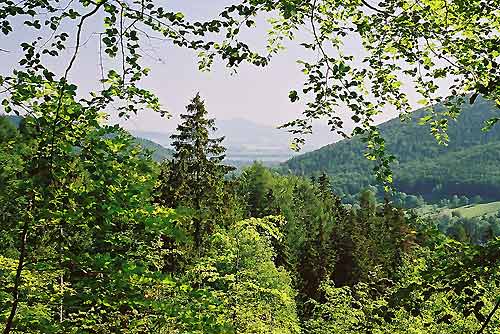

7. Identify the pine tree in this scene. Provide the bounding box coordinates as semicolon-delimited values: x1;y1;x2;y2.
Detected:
155;93;233;249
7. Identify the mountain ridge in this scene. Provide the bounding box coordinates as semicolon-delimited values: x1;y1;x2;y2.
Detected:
281;97;500;200
1;115;174;162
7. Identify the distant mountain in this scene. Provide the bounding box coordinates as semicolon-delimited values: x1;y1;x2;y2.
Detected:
132;118;340;167
1;115;173;162
281;97;500;201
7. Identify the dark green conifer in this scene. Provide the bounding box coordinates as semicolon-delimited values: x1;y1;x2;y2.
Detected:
155;93;233;249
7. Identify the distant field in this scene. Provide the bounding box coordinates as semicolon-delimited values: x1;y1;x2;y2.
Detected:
454;201;500;218
418;201;500;219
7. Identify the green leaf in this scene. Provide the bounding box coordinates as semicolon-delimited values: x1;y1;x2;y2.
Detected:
289;90;299;102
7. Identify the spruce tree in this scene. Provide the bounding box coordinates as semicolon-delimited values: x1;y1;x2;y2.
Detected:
155;93;232;250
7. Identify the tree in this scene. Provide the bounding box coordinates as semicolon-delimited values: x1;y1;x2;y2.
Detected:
303;282;365;334
295;174;338;311
162;217;301;334
0;104;184;333
447;223;468;242
332;192;410;287
155;94;233;250
359;188;377;215
237;162;278;218
0;116;17;140
472;195;483;204
451;195;461;208
460;195;470;206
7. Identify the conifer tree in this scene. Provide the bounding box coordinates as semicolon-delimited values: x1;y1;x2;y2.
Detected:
155;93;232;250
295;175;338;314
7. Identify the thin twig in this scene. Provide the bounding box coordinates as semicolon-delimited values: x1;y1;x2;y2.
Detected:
98;33;106;88
48;1;107;181
120;4;126;88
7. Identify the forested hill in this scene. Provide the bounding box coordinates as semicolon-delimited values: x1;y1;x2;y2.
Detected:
281;97;500;201
133;137;173;161
1;115;173;162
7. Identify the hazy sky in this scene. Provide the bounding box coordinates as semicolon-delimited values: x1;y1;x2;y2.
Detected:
112;0;317;133
0;1;305;133
0;1;431;135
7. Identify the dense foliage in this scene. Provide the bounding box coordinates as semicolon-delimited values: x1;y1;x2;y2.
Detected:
2;98;500;332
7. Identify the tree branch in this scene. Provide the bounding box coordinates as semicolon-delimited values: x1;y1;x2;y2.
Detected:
48;0;107;181
476;297;500;334
360;0;394;16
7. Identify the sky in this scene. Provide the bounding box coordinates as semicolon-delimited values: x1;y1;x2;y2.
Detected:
0;0;308;133
0;0;434;136
107;0;317;133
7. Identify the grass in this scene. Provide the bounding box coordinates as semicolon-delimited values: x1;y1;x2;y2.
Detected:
454;201;500;218
417;201;500;219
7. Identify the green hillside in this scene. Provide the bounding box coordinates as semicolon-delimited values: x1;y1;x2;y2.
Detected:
132;137;173;162
1;115;173;162
419;201;500;219
282;97;500;200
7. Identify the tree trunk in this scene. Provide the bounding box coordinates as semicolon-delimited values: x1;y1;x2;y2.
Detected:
3;222;29;334
194;217;201;251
